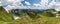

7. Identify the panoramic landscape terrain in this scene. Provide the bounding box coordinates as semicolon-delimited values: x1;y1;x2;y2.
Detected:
0;6;60;24
0;0;60;24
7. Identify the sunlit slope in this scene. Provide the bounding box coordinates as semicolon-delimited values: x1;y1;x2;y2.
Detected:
0;6;14;22
0;7;60;24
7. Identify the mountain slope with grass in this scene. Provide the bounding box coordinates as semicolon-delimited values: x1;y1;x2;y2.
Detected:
0;7;60;24
0;6;14;22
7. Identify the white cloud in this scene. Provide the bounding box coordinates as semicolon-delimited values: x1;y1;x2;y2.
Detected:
7;0;15;2
41;0;48;6
0;1;1;3
0;0;25;13
6;5;16;10
0;1;2;6
55;2;60;6
0;0;60;11
4;5;23;13
54;2;60;11
33;0;50;9
38;0;60;11
0;0;24;6
7;0;23;2
25;1;31;5
47;0;60;11
33;4;41;7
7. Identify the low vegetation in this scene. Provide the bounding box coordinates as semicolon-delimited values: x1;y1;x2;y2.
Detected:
0;6;60;24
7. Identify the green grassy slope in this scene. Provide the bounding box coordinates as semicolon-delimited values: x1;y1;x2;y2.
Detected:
0;10;14;22
0;6;14;24
0;7;60;24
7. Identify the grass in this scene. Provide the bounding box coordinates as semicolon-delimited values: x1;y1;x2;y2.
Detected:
0;9;60;24
6;14;60;24
0;9;14;23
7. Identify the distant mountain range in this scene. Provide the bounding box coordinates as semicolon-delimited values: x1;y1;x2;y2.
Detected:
0;6;56;14
11;9;56;14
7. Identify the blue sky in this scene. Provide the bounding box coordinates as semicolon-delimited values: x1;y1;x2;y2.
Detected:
0;0;60;11
0;0;60;7
21;0;41;6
